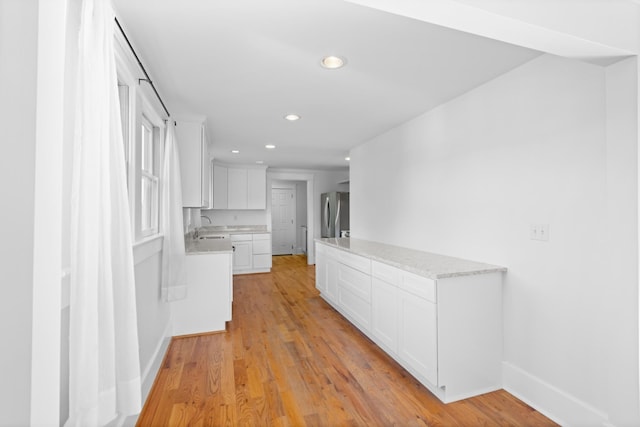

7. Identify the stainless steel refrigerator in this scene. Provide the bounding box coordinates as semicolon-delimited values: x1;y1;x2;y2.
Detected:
321;192;349;238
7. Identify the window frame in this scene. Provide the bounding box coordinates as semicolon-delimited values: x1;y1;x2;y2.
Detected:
114;32;166;244
139;114;160;238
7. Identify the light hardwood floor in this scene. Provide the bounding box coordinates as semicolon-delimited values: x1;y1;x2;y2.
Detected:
137;255;557;426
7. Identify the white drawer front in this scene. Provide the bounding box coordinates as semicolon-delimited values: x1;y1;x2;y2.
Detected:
400;271;436;303
338;284;371;330
340;250;371;275
231;234;252;242
338;264;371;303
252;233;271;241
372;261;401;284
253;239;271;254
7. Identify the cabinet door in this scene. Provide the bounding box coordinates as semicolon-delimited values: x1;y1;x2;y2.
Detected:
372;277;398;354
232;241;251;271
227;168;248;209
337;263;371;330
326;257;339;303
247;168;266;209
398;289;438;386
212;164;227;209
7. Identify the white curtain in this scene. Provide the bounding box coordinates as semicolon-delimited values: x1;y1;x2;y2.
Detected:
67;0;141;425
161;121;188;301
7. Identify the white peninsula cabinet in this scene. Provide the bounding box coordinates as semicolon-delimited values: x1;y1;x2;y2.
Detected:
315;238;506;404
176;119;210;208
172;251;232;336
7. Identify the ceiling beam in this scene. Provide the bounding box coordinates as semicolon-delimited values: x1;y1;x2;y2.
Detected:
345;0;639;65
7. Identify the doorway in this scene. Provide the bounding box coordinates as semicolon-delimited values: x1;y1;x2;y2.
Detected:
272;187;295;255
271;180;308;257
267;172;314;264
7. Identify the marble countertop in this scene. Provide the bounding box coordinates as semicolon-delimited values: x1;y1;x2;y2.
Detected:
316;238;506;280
185;236;233;255
198;225;269;235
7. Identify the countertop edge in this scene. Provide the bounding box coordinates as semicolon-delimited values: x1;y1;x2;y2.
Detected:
316;238;507;280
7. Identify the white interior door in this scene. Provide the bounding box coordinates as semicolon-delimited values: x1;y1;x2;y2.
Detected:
272;188;295;255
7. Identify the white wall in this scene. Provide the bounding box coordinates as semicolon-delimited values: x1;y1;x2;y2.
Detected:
296;182;307;253
0;1;38;424
603;56;640;425
350;54;639;425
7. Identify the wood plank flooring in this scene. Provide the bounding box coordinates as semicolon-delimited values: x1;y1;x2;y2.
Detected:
137;255;557;426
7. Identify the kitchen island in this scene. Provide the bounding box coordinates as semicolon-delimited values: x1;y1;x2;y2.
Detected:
315;237;506;404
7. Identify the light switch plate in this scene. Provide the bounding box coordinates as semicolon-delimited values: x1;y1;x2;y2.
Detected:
539;224;549;241
530;224;539;240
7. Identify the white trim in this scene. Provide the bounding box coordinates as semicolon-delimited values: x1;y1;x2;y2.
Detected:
133;234;164;266
502;362;610;426
140;326;172;401
31;0;67;424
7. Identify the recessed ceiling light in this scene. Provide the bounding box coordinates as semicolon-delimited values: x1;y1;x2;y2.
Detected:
265;144;276;149
256;160;264;164
321;55;345;69
231;149;240;154
284;114;300;121
345;157;351;161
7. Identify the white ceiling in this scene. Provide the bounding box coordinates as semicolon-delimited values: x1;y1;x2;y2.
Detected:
112;0;541;170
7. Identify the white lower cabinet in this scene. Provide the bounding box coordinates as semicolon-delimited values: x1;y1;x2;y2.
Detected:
397;288;438;386
315;242;503;404
232;233;272;274
371;277;398;353
231;235;252;272
252;233;272;270
337;263;371;331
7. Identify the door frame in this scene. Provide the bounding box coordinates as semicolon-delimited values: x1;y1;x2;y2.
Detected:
271;184;296;255
267;171;315;265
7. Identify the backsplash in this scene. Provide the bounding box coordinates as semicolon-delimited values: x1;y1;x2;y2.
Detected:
200;209;268;227
183;208;269;234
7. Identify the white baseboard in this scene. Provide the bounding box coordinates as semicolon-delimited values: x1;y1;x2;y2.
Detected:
140;321;172;401
502;362;610;426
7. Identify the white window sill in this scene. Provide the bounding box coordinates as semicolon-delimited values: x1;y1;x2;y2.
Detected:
133;234;164;266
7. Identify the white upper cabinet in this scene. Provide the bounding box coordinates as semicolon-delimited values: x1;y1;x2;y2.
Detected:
176;120;210;208
227;167;248;209
212;163;266;210
247;168;266;209
212;163;228;209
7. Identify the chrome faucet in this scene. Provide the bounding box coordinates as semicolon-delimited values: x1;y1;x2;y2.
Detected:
200;215;212;224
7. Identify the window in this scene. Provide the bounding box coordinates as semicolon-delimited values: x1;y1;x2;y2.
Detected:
140;116;159;236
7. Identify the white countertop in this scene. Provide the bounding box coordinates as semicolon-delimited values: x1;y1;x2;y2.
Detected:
316;238;506;280
199;225;269;235
185;236;233;254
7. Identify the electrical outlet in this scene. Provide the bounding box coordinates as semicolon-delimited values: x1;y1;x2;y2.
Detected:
530;223;550;241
